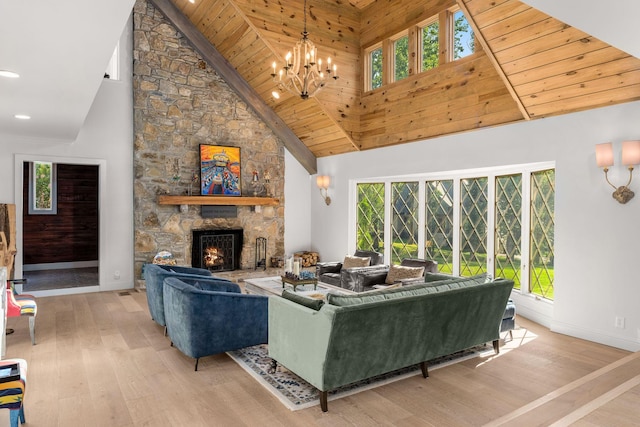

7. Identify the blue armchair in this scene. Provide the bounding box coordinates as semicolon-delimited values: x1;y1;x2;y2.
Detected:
163;277;269;370
143;263;228;328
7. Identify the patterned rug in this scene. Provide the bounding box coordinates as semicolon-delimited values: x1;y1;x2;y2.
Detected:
227;343;491;411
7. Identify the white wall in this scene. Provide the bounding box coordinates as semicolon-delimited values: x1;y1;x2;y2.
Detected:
0;17;134;296
308;101;640;352
284;149;312;255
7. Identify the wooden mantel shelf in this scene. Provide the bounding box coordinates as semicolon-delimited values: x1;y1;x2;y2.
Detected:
158;195;280;206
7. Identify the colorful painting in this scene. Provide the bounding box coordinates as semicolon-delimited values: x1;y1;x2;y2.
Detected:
200;145;241;196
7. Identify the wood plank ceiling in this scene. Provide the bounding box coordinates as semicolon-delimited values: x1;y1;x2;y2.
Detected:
167;0;640;159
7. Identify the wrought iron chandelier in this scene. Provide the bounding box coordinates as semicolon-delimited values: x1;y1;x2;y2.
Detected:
271;0;338;100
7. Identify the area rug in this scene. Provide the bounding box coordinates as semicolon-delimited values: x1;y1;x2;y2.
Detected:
227;343;492;411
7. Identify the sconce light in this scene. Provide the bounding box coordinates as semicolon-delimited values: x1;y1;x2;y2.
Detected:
595;140;640;204
316;175;331;205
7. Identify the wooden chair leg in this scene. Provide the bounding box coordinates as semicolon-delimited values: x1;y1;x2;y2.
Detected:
319;390;328;412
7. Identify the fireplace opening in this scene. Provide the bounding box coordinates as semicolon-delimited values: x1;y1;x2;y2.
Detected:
192;229;243;272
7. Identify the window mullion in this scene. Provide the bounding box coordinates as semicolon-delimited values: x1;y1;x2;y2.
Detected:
452;177;461;276
487;174;496;279
383;180;393;265
417;180;426;259
521;171;532;296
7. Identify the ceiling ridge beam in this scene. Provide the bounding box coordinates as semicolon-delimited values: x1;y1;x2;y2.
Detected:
149;0;318;174
457;0;531;120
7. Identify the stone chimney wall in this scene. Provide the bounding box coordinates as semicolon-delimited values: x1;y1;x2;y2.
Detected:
132;0;284;282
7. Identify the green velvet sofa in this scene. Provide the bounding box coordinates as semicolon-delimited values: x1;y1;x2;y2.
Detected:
268;274;514;411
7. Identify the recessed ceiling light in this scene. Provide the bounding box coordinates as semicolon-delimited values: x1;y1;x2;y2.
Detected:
0;70;20;78
14;114;31;120
272;91;280;99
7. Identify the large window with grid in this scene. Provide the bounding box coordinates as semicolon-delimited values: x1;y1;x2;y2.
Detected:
353;163;555;300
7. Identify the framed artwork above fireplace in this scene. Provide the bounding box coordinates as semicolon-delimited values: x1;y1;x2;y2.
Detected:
199;144;241;196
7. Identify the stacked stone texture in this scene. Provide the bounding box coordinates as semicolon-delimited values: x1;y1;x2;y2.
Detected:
133;0;284;282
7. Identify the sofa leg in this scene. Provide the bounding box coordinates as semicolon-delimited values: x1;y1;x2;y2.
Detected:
319;390;328;412
164;326;167;336
195;358;200;371
493;339;500;354
420;361;429;378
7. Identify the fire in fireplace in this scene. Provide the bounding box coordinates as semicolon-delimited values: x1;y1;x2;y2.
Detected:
192;229;243;272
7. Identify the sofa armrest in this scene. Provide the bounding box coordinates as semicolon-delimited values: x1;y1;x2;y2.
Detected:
351;268;390;291
268;296;334;390
316;262;342;276
341;265;389;292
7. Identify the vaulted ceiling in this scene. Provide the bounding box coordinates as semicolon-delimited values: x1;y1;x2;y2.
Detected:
160;0;640;166
1;0;639;170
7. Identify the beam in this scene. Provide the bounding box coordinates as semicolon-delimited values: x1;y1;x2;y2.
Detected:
149;0;318;174
457;0;531;121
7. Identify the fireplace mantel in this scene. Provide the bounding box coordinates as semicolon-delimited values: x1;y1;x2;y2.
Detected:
158;195;279;206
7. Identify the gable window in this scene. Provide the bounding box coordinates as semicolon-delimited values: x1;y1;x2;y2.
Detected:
366;45;384;91
354;163;555;301
452;8;475;60
393;34;409;82
420;19;439;72
364;5;478;92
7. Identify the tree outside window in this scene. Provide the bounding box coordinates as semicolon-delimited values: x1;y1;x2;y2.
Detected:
28;161;57;215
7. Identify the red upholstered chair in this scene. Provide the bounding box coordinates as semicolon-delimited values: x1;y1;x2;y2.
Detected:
0;358;27;427
6;283;36;345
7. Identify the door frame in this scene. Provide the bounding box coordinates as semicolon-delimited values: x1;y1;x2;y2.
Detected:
14;154;107;297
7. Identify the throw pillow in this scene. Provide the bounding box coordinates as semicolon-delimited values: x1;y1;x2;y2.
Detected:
385;264;425;284
342;255;371;269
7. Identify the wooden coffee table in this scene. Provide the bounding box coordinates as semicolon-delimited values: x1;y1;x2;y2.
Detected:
280;275;317;291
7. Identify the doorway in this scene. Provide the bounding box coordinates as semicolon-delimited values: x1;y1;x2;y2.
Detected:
21;162;100;292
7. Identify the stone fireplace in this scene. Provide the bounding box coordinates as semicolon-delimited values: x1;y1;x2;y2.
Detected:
132;0;285;283
192;229;243;272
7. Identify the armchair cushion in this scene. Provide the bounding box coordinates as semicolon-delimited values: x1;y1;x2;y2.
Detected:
385;264;425;284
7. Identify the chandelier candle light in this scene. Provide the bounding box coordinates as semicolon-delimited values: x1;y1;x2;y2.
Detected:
271;0;338;100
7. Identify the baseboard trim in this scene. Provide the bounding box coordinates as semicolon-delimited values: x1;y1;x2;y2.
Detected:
23;260;99;272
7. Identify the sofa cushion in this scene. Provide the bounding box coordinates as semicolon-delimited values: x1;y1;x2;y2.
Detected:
423;272;456;282
281;289;325;311
342;255;371;269
385;264;425;284
326;273;490;306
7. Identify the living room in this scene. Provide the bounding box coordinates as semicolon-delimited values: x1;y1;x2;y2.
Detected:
0;0;639;423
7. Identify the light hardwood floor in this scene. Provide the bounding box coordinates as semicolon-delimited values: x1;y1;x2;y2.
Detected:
3;289;639;426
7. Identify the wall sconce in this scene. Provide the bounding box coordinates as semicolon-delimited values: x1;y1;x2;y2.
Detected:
595;140;640;204
316;175;331;205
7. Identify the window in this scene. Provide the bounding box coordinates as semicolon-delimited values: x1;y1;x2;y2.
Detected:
394;34;409;82
367;45;383;90
452;9;475;60
391;182;419;263
356;183;385;254
28;161;57;215
425;180;454;273
364;6;478;91
421;20;439;72
354;163;555;300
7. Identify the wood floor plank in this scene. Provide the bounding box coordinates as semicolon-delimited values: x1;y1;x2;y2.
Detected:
4;291;639;425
